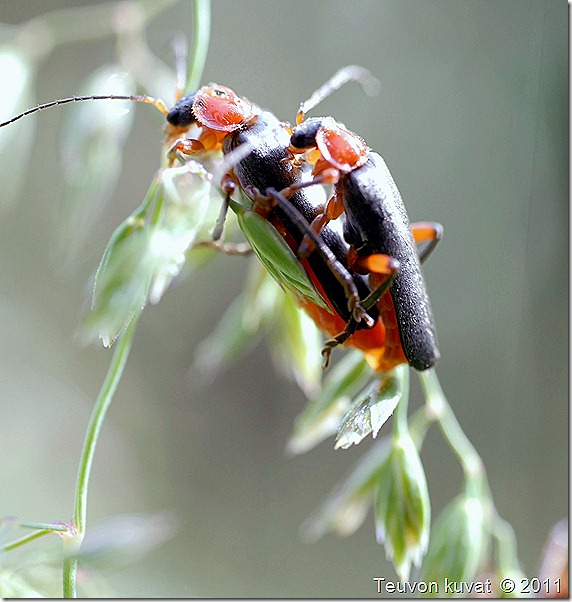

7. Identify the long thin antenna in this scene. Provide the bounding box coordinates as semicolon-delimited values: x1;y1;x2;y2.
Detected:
297;65;380;125
0;94;170;128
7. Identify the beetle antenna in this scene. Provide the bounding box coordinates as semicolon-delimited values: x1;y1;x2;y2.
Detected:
0;94;170;128
297;65;380;125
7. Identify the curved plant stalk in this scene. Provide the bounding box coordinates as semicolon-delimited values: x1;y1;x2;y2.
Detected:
417;369;522;584
418;369;484;493
3;530;52;552
62;308;141;597
61;3;212;595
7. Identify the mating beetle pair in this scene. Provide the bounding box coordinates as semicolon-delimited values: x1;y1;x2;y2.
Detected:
1;67;441;373
164;69;441;372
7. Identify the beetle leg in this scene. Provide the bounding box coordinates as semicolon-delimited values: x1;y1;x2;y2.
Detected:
212;174;237;241
298;188;345;257
411;221;443;263
167;138;205;165
264;187;374;328
353;254;400;311
275;167;339;200
280;146;303;165
320;253;400;365
272;168;341;257
200;173;254;256
321;318;360;369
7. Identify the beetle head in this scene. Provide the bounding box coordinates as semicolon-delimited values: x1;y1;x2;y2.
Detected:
315;117;368;173
191;84;257;132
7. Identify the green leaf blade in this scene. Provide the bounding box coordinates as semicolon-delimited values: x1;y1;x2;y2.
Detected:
236;209;327;309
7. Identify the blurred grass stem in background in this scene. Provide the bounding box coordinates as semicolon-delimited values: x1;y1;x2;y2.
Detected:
0;1;211;597
65;308;142;598
64;2;212;596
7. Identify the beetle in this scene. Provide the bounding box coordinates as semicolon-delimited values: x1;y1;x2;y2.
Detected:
0;81;386;361
174;67;441;373
1;72;427;373
164;80;440;373
1;85;370;324
163;83;382;339
286;112;442;371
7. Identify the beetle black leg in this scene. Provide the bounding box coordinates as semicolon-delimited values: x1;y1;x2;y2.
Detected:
321;318;360;369
411;222;443;263
264;187;374;328
197;174;253;256
320;254;400;366
212;175;237;241
272;170;342;258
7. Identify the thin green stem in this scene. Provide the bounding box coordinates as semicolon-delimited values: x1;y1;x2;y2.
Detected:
1;520;70;552
72;312;140;533
63;310;141;597
407;405;433;449
2;530;52;552
0;0;212;596
13;521;69;532
62;556;77;599
186;0;211;92
418;369;484;491
491;509;523;574
417;370;524;577
392;365;410;437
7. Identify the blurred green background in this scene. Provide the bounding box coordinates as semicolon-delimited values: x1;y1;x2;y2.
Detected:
0;0;567;597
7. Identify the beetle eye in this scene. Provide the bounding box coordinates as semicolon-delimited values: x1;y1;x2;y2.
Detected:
211;87;229;98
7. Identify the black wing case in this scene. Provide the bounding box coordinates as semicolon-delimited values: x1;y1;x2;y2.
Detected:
341;152;439;370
